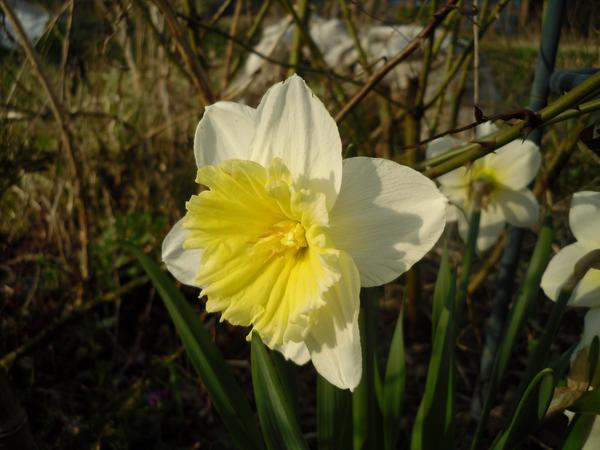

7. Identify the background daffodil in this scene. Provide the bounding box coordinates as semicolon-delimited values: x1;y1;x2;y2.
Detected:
542;191;600;307
161;75;447;390
426;122;541;252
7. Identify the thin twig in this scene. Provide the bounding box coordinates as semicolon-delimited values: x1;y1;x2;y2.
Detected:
151;0;215;105
335;0;459;123
222;0;243;89
472;0;480;128
0;0;90;282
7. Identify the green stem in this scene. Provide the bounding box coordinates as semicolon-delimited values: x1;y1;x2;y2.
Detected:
339;0;370;72
454;204;480;320
229;0;272;78
352;289;380;450
287;0;309;76
469;212;553;450
422;70;600;178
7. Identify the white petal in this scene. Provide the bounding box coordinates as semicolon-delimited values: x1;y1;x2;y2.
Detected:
569;191;600;245
274;341;310;365
425;137;468;188
162;219;202;287
194;101;257;168
446;204;460;222
329;157;447;287
580;308;600;349
541;242;600;307
459;203;506;252
582;416;600;450
475;121;499;138
425;136;464;159
249;75;342;209
495;188;539;228
483;139;541;191
441;184;469;207
305;252;361;390
438;167;469;189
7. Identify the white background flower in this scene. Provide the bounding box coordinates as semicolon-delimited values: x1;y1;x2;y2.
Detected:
162;75;447;390
426;123;541;252
542;191;600;307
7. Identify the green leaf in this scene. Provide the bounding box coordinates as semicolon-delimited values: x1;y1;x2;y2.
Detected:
382;304;406;450
561;413;596;450
411;247;456;450
470;213;553;450
251;334;308;450
317;376;352;450
490;369;555;450
569;389;600;415
352;289;381;450
432;241;453;333
126;244;263;450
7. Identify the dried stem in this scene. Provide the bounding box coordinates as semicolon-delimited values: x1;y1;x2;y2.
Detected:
151;0;215;105
0;0;90;282
335;0;458;124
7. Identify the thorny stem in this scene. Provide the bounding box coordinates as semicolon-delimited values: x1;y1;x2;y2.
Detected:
423;0;511;111
422;69;600;178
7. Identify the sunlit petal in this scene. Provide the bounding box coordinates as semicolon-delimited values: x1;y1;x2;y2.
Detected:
305;251;362;390
194;102;257;168
274;340;310;365
483;139;541;190
569;191;600;245
329;157;447;287
249;75;342;209
495;188;539;228
541;242;600;308
162;218;202;287
458;202;505;252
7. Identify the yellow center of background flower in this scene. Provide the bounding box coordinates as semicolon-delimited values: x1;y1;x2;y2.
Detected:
181;158;341;347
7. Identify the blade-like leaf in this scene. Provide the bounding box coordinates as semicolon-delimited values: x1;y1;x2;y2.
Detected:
382;303;406;450
317;376;352;450
569;389;600;415
432;241;453;333
490;369;555;450
411;246;456;450
251;334;308;450
352;289;381;450
470;213;553;450
126;244;263;450
561;413;596;450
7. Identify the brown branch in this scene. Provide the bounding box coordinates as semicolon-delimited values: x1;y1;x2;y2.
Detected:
0;0;89;281
334;0;458;123
151;0;215;105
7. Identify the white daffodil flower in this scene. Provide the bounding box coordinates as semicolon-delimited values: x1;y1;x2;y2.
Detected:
541;191;600;307
161;75;447;390
426;123;541;253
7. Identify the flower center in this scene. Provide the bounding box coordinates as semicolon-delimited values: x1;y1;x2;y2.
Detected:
181;158;340;347
254;220;308;256
469;169;499;208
